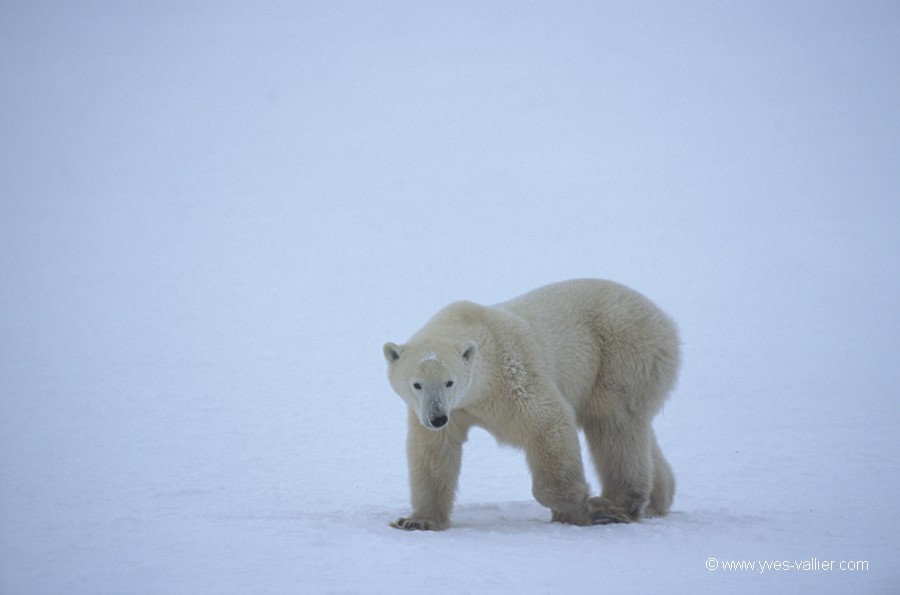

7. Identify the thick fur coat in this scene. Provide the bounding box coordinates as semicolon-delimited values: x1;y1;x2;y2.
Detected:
383;279;680;530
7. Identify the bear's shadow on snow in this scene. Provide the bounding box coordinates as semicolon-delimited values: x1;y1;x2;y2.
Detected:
372;501;553;534
381;503;760;534
449;501;549;531
394;501;672;533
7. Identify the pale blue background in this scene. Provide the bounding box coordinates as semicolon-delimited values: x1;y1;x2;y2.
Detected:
2;2;898;592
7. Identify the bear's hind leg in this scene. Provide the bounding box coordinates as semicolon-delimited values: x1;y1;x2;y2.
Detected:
646;431;675;517
583;417;653;524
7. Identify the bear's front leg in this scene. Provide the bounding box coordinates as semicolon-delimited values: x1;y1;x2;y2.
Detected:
392;409;465;531
522;404;591;526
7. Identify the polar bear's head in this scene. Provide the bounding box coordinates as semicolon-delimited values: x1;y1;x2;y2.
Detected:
383;340;478;430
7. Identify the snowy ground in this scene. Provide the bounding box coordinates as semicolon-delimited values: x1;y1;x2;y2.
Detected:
2;2;899;593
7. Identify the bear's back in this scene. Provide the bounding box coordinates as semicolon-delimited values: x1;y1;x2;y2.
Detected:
493;279;679;409
495;279;635;329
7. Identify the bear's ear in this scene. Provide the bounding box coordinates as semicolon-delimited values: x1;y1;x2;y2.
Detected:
460;341;477;363
383;342;402;363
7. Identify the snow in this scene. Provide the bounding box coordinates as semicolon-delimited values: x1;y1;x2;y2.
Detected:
1;1;899;593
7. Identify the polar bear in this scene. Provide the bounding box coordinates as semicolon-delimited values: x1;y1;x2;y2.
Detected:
383;279;679;530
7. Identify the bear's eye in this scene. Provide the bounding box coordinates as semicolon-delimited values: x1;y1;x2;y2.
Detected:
445;381;454;388
413;382;422;390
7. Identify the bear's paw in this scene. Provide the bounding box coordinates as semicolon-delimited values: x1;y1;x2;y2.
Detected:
390;516;449;531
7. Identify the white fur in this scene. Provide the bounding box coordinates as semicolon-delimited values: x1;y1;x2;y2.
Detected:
383;279;679;530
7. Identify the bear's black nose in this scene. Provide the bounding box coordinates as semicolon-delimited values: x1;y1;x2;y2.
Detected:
430;415;448;428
